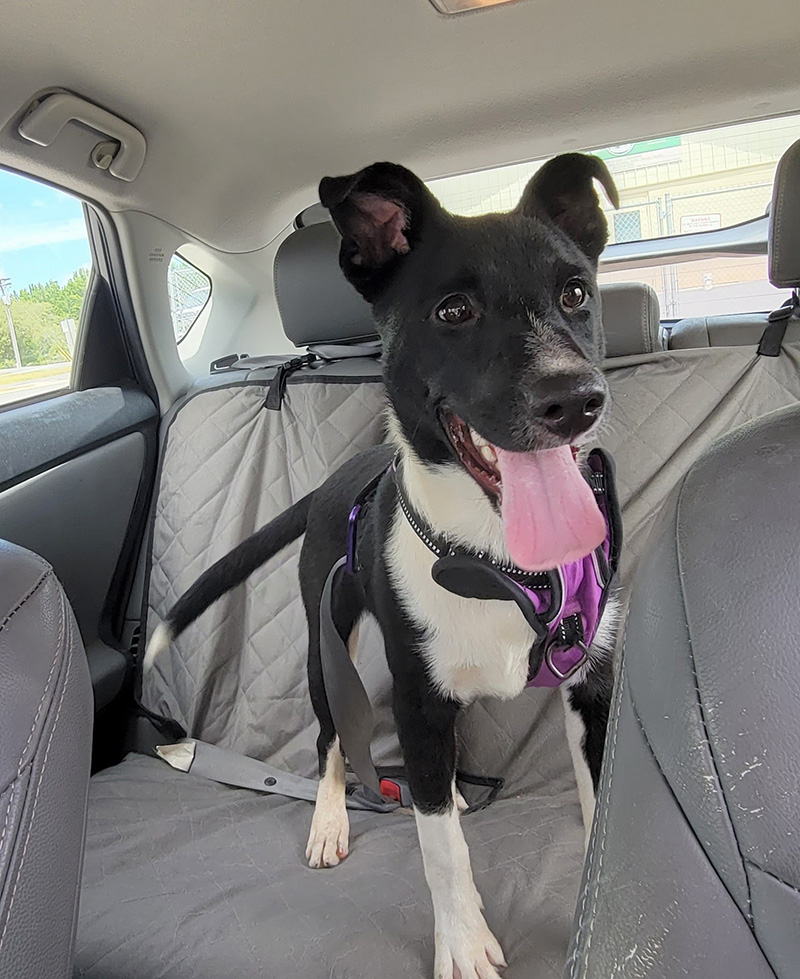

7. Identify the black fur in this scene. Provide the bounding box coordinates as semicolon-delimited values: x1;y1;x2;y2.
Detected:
567;668;614;788
159;154;618;817
168;494;313;635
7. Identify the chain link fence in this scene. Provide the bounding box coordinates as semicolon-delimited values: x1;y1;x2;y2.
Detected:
603;182;772;244
167;254;212;342
598;183;781;318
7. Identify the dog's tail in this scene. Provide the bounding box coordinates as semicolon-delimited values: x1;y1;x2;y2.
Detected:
143;493;314;671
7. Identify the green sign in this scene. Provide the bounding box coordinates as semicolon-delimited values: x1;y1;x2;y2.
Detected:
596;136;682;160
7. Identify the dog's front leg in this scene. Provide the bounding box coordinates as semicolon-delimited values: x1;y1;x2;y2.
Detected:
392;674;506;979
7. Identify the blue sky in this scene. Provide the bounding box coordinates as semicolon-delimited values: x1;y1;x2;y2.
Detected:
0;169;91;294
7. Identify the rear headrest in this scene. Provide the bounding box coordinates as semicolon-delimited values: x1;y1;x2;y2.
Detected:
769;138;800;289
275;221;661;355
275;222;376;347
601;282;661;357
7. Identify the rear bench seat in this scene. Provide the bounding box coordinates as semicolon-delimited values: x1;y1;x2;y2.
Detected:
74;217;800;977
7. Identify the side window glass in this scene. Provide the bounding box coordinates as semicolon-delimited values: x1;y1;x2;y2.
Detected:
0;169;91;407
167;253;211;344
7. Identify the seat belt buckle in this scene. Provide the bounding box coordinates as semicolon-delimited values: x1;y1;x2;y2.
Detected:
379;776;413;807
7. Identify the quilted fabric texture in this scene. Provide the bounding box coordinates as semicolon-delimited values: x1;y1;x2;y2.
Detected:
75;346;800;979
144;378;388;774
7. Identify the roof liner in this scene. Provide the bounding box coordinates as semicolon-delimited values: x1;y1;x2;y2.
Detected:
1;0;798;251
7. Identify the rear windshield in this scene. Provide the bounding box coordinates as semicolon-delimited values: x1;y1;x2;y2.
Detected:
427;114;800;245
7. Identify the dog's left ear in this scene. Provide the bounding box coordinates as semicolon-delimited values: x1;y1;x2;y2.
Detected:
517;154;619;262
319;162;440;302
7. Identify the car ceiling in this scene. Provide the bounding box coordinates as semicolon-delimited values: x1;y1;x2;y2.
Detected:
0;0;798;252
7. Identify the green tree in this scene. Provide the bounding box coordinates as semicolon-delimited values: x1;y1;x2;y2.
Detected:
18;266;89;322
0;266;89;368
1;301;65;367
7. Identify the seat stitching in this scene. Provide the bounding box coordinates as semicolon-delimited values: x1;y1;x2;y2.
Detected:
571;641;627;976
0;589;71;955
0;569;63;778
0;568;50;633
16;575;64;777
0;780;19;859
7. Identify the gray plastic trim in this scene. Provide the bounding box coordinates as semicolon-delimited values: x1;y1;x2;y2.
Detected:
0;386;156;490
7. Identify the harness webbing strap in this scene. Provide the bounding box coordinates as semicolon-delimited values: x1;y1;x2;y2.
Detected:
319;556;388;806
758;291;799;357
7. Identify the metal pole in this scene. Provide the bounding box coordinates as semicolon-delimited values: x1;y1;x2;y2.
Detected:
0;278;22;370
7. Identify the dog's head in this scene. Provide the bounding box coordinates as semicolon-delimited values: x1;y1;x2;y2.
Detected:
319;155;619;570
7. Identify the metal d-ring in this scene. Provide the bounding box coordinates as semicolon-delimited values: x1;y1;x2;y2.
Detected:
545;640;589;681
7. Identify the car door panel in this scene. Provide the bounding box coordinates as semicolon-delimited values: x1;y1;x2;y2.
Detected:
0;387;158;711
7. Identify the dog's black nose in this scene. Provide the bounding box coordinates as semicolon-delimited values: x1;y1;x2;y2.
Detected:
535;377;606;440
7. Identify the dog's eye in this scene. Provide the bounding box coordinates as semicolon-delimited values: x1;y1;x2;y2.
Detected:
435;294;475;325
560;278;587;311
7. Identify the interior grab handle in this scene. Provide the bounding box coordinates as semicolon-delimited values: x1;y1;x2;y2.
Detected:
18;92;146;182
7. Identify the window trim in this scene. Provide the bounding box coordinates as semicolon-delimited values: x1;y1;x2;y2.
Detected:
599;213;769;273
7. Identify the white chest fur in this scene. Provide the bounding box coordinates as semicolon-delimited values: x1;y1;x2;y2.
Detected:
387;506;536;702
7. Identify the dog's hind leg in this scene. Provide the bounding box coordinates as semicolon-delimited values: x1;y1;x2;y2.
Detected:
562;613;616;848
305;571;362;869
561;686;597;848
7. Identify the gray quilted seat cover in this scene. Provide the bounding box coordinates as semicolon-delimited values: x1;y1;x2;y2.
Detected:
75;345;800;979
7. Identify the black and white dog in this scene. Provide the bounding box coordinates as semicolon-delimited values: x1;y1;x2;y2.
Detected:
147;153;620;979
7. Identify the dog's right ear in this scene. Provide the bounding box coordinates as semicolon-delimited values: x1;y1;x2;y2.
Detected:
319;162;439;302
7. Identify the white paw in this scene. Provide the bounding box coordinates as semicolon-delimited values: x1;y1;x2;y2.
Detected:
433;911;506;979
455;790;469;813
305;805;350;869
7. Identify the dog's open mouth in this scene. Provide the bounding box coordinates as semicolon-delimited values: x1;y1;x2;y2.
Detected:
443;413;503;498
443;411;606;572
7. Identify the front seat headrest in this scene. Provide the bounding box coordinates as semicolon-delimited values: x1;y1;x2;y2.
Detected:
275;222;376;347
769;138;800;289
601;282;661;357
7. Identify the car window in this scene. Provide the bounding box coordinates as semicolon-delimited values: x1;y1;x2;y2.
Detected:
167;253;211;344
598;256;791;320
427;114;800;242
0;170;92;408
426;114;800;318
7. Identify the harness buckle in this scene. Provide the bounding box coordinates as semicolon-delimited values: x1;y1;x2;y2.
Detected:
544;640;589;682
379;777;413;807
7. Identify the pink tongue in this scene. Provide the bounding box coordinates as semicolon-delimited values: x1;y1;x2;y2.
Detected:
495;445;606;572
